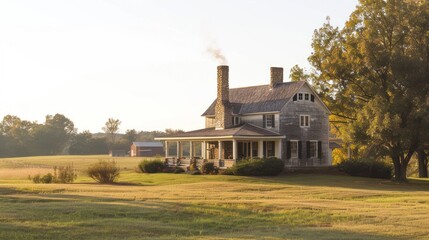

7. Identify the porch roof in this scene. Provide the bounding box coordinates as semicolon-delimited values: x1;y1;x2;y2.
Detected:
155;123;284;141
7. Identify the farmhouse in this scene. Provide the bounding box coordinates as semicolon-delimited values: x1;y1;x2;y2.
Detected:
156;65;331;168
130;142;164;157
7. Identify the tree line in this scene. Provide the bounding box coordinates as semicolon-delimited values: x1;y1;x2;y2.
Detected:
0;114;183;158
290;0;428;181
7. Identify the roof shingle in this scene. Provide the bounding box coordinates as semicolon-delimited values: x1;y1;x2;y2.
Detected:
202;81;305;116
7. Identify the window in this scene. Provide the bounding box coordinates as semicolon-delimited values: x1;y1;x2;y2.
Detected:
232;116;241;126
304;93;310;101
264;114;275;128
294;92;314;102
309;141;318;158
290;140;298;158
300;115;310;127
252;142;258;157
264;141;275;157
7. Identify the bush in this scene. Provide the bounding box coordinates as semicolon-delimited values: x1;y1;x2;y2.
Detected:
87;160;120;184
54;165;77;183
231;157;284;176
32;174;41;183
40;173;54;183
138;159;164;173
337;159;392;179
201;162;218;175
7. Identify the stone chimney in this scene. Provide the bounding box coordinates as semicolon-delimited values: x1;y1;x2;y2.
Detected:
215;65;232;130
270;67;283;88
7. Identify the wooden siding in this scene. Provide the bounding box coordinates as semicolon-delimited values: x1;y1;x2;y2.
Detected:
280;84;331;166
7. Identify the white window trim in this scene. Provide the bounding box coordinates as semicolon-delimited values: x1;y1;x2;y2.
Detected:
297;92;311;102
310;140;318;158
304;93;310;101
265;114;275;128
300;115;310;128
290;140;298;158
233;116;241;126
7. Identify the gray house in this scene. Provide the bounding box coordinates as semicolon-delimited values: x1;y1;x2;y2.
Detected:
156;65;331;168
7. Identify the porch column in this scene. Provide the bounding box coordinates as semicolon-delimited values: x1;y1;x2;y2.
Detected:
232;139;237;160
276;140;282;159
202;141;206;159
176;141;180;158
165;141;169;158
218;141;222;159
258;140;264;158
189;141;193;158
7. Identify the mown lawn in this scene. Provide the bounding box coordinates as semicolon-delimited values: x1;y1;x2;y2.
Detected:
0;155;428;239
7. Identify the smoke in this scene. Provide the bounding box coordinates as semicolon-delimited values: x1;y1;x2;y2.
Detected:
206;44;228;65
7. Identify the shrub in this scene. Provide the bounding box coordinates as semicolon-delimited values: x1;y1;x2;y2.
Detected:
138;159;164;173
201;162;218;175
54;165;77;183
87;160;120;184
32;174;41;183
40;173;54;183
337;159;392;179
231;157;284;176
189;158;198;171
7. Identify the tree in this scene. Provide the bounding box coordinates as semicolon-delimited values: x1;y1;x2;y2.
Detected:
123;129;137;145
32;114;75;155
102;118;121;145
308;0;429;181
289;64;310;82
0;115;36;157
70;131;109;155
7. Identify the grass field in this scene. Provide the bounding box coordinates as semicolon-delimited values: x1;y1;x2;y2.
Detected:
0;155;428;239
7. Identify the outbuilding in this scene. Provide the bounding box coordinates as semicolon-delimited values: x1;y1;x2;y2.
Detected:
130;142;164;157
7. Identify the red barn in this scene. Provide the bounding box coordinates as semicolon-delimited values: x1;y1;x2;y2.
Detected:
130;142;164;157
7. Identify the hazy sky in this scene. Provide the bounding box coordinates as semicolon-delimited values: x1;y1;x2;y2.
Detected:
0;0;358;133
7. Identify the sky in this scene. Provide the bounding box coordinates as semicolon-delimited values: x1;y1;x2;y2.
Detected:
0;0;359;133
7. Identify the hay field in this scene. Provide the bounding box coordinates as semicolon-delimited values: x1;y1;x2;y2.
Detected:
0;155;428;239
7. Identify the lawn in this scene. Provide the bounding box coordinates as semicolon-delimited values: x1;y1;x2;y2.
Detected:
0;155;428;239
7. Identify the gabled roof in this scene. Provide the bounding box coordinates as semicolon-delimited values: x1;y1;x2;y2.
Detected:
155;123;284;140
202;81;305;116
132;142;163;147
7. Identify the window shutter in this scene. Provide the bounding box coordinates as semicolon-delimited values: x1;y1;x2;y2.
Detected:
311;94;315;102
306;141;311;158
298;141;302;159
318;141;322;159
293;94;297;101
286;141;291;159
262;115;266;128
272;115;275;128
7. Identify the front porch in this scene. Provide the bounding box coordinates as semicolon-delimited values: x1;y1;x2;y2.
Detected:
162;139;282;168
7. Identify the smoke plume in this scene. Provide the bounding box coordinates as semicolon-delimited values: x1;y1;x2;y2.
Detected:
206;45;227;65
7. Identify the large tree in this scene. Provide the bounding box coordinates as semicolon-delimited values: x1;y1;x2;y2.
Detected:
32;114;76;155
308;0;428;181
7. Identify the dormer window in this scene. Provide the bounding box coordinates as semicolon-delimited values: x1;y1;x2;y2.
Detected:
293;92;315;102
304;93;310;101
232;116;241;126
263;114;275;128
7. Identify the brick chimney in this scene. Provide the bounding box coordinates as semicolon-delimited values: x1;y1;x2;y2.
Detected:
215;65;232;130
270;67;283;88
